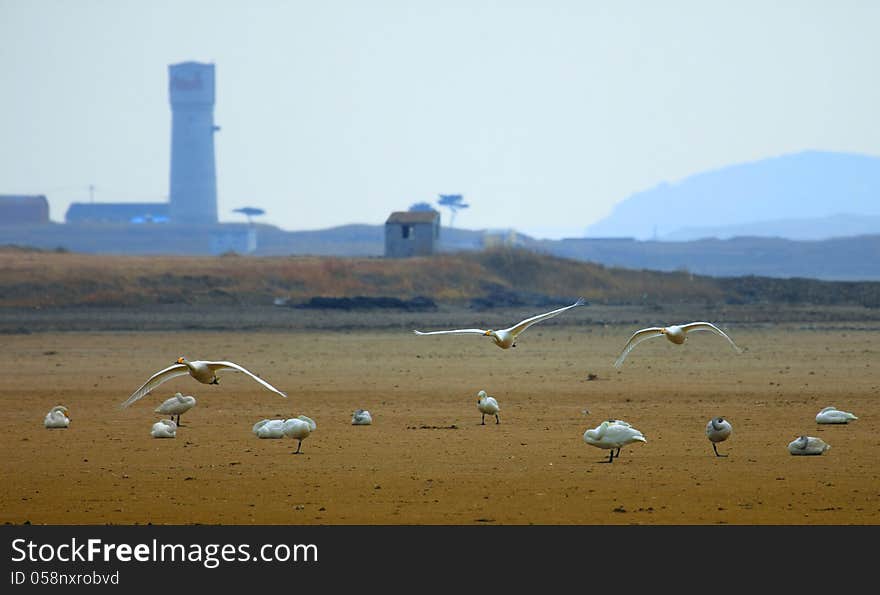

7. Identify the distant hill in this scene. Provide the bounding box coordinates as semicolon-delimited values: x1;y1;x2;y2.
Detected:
537;234;880;281
662;213;880;241
1;246;879;309
585;151;880;240
4;221;880;280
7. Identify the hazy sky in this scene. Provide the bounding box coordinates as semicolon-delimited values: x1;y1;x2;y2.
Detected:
2;0;878;239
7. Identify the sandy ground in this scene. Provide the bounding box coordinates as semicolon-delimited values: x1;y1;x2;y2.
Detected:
1;321;878;525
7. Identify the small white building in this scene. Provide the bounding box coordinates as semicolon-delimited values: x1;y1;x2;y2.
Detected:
482;228;522;249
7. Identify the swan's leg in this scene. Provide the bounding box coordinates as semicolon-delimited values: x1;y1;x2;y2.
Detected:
481;413;485;425
211;378;219;385
495;414;500;425
293;439;302;454
614;447;620;458
713;443;727;457
607;450;614;463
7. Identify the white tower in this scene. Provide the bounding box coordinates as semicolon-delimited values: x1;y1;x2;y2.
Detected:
168;62;218;224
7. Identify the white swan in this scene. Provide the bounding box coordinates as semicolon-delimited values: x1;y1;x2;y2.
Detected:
351;409;373;425
44;405;70;429
414;298;586;349
586;418;633;457
815;406;858;424
151;419;177;438
583;420;646;463
120;356;287;409
283;415;317;454
252;418;285;439
154;392;197;426
476;390;500;425
614;322;743;368
706;417;732;457
788;435;831;455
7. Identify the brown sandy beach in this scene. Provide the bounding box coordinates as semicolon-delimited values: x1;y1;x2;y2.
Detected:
2;317;877;525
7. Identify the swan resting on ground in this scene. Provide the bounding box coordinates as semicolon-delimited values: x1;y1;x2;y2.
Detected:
788;435;831;455
583;420;646;463
283;415;317;454
44;405;70;428
120;356;287;409
252;419;285;439
154;392;197;425
614;322;743;368
414;298;586;349
151;419;177;438
351;409;373;425
815;406;858;424
706;417;732;457
477;390;500;425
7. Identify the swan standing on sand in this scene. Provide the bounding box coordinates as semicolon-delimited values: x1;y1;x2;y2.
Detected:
815;406;858;424
351;409;373;425
252;419;285;439
414;298;586;349
283;415;317;454
120;357;287;409
476;390;500;425
44;405;70;428
579;411;632;456
603;419;633;458
706;417;732;457
154;392;197;426
583;420;646;463
614;322;743;368
788;435;831;455
151;419;177;438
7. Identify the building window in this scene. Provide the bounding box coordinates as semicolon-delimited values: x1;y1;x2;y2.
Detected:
402;225;414;239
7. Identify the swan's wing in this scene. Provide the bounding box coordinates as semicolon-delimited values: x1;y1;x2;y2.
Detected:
613;327;665;368
119;364;189;409
681;322;743;353
206;361;288;398
504;297;586;336
413;329;488;336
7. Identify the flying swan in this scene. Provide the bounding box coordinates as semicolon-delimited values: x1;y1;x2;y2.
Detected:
614;322;743;368
414;298;586;349
119;357;287;409
44;405;70;429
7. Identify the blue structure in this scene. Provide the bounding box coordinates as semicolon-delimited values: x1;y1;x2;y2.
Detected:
168;62;219;224
66;202;169;224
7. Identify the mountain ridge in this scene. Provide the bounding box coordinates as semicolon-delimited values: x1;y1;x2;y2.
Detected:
585;150;880;240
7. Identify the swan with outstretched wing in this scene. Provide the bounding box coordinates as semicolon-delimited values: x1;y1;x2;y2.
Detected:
120;357;287;409
414;298;586;349
614;322;742;368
